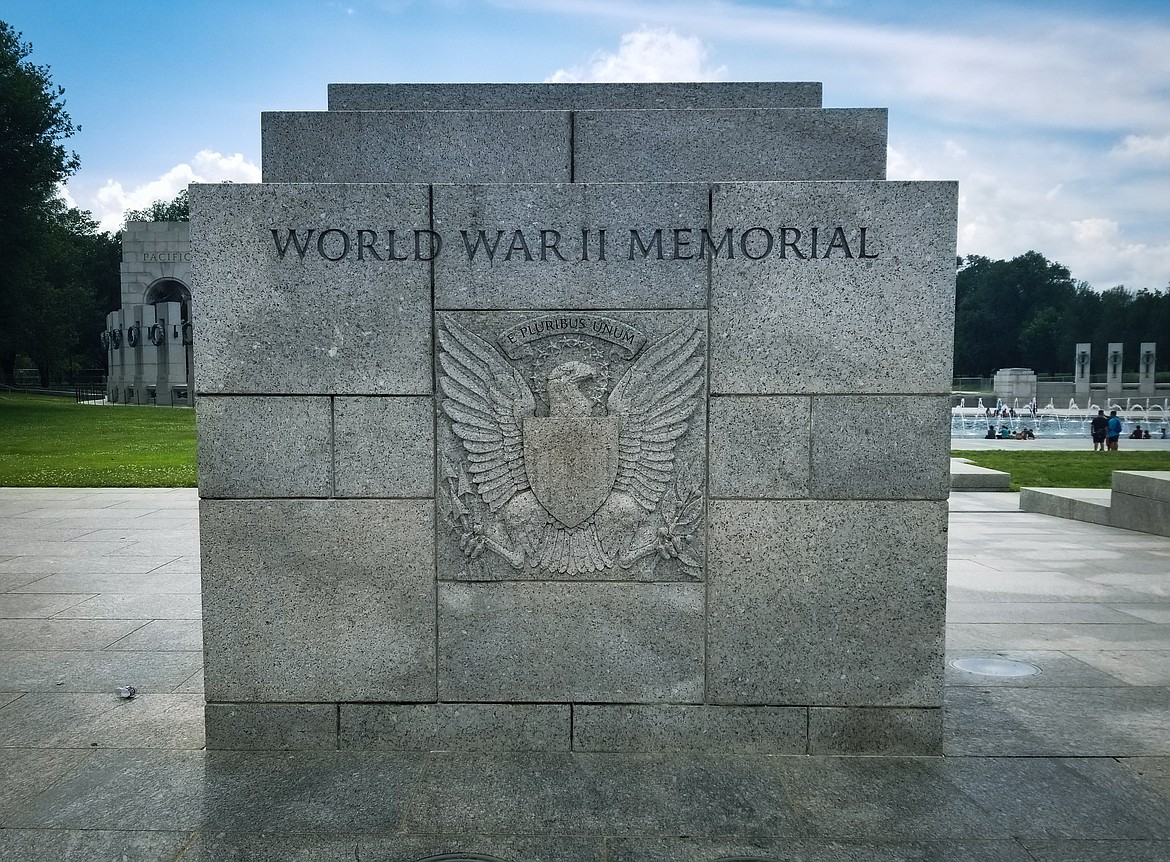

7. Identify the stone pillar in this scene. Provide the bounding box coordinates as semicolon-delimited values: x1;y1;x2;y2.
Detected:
148;305;171;406
993;367;1036;405
192;82;956;756
162;301;187;404
1139;342;1157;397
128;304;145;404
1107;342;1124;401
1074;342;1091;400
104;310;120;402
116;310;131;403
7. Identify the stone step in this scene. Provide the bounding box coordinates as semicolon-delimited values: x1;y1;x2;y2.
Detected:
1019;473;1170;538
1110;470;1170;538
949;458;1011;491
1019;487;1113;527
1112;470;1170;504
261;108;888;184
328;81;824;111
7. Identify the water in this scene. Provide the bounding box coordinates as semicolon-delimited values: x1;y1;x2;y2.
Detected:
950;396;1170;439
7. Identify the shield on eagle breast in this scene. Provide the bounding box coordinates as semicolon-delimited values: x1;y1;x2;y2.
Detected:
523;416;620;528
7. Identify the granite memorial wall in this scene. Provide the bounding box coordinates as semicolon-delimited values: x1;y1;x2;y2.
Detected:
191;82;957;754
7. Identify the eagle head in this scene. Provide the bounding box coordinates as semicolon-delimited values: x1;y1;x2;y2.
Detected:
546;361;598;416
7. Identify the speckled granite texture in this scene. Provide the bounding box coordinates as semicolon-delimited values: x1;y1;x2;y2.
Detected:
192;81;957;754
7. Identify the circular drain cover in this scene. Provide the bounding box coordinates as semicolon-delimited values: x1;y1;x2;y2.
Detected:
951;657;1040;677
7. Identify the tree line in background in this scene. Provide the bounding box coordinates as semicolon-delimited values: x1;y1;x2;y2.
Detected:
0;21;191;386
955;253;1170;377
1;18;1166;387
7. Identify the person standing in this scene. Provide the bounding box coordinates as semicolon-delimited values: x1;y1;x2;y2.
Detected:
1106;410;1123;451
1090;409;1108;451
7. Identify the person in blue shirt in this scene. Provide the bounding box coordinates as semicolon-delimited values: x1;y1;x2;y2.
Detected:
1106;410;1123;451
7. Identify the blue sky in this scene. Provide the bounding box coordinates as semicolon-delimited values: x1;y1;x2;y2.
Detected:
4;0;1169;290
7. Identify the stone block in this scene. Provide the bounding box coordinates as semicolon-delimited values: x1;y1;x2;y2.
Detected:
334;396;434;498
201;499;436;702
572;704;807;753
189;182;432;395
950;459;1012;491
808;706;942;755
437;582;704;702
1018;488;1112;526
574;109;887;183
205;703;337;750
262;111;571;183
196;396;331;498
708;396;811;498
1112;470;1170;504
432;183;708;309
1110;491;1170;538
340;703;570;751
707;499;948;706
710;181;957;394
434;310;707;583
809;395;951;499
328;81;823;110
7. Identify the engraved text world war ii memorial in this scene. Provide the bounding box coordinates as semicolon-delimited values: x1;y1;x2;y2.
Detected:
190;82;957;754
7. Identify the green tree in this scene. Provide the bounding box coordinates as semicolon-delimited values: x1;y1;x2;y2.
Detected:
12;201;114;385
123;188;189;224
954;251;1077;376
955;254;1170;378
0;20;80;385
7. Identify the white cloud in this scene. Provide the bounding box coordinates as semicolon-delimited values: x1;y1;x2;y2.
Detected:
944;140;967;160
82;150;260;233
547;26;726;83
1112;133;1170;160
521;0;1170;131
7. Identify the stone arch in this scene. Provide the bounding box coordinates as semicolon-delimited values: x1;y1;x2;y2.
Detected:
143;278;192;322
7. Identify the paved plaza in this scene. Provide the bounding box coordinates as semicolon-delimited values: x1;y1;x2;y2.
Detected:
950;435;1170;452
0;485;1168;860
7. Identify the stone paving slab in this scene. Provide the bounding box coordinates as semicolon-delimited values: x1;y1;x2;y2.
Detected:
0;692;206;749
6;749;428;831
0;487;1169;855
1019;841;1170;862
48;592;202;619
944;649;1127;687
946;688;1170;756
0;650;203;692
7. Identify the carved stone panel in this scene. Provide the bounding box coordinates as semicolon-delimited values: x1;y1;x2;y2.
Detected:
436;310;707;582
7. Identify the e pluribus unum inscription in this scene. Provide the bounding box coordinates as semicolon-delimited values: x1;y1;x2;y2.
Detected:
437;312;706;582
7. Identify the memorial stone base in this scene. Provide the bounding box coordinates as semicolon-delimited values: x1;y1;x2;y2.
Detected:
192;82;957;755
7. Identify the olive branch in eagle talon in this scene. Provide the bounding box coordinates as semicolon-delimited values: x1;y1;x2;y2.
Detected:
437;313;704;577
440;458;523;567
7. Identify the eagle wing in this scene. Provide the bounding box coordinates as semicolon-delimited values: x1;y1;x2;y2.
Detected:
437;314;535;512
607;325;704;512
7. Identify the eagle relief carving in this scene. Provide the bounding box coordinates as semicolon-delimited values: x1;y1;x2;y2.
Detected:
437;313;705;581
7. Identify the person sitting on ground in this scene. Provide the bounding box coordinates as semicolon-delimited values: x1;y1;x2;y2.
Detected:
985;425;997;439
1130;425;1144;439
1024;428;1035;439
1143;429;1152;439
999;425;1012;439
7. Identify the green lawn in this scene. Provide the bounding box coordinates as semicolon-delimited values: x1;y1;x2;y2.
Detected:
0;392;196;487
953;450;1170;491
3;391;1167;492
